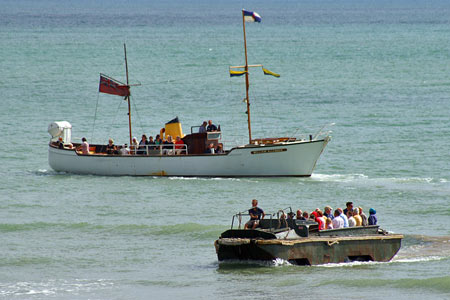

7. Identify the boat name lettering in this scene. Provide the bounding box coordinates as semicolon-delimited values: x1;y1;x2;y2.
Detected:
251;148;287;155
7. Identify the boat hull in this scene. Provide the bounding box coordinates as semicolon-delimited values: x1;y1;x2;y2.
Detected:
48;138;329;176
215;234;403;265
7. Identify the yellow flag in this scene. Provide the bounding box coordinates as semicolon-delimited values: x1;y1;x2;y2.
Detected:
262;67;280;78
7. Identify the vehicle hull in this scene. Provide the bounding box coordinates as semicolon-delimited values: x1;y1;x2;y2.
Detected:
215;234;403;265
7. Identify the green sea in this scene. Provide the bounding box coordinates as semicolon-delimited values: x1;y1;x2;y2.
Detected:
1;0;449;299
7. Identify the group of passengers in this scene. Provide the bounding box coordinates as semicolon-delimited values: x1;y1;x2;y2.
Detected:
126;134;186;155
294;202;378;230
198;120;219;133
74;119;222;156
244;200;377;231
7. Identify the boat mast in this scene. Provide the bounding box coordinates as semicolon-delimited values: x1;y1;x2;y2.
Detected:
124;43;132;145
242;10;252;144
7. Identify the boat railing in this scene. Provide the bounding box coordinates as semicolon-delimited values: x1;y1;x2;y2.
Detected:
231;207;294;231
312;122;335;140
133;144;189;156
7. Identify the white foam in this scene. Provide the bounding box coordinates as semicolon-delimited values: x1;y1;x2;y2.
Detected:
393;256;445;263
272;258;293;266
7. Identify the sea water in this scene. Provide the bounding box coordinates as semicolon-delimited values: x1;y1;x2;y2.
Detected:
0;0;449;299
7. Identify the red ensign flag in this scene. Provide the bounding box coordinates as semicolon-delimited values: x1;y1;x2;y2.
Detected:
99;74;130;97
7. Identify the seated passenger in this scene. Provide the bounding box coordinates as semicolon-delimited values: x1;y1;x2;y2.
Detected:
106;138;118;155
79;137;89;155
207;120;217;132
325;218;333;229
119;144;129;155
316;210;325;230
162;135;174;155
58;137;64;149
204;143;215;154
148;136;155;150
337;208;349;228
359;206;368;226
244;199;265;229
174;136;184;155
368;208;377;225
215;144;224;154
199;121;207;133
155;135;162;145
296;210;304;220
138;134;148;155
353;207;362;226
332;209;344;228
348;212;356;227
324;206;334;220
302;211;309;220
130;137;138;155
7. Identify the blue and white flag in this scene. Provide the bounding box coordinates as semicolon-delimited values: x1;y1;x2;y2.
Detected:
243;10;261;23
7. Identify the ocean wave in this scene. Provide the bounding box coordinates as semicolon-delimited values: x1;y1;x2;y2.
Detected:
321;276;450;293
0;221;224;239
0;279;114;297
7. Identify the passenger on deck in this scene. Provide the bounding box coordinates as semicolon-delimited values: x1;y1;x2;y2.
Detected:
337;208;349;228
368;208;377;225
348;210;356;227
148;136;155;150
175;136;184;155
80;137;89;155
244;199;265;229
359;206;368;226
207;120;217;132
58;137;64;149
325;218;333;229
162;135;174;155
215;144;224;154
154;135;162;153
131;137;138;155
138;134;148;155
204;143;215;154
296;210;305;220
155;135;162;145
106;138;118;155
324;206;334;220
343;202;353;216
332;209;344;229
353;207;362;226
316;210;325;230
120;144;130;155
199;121;207;133
302;211;309;219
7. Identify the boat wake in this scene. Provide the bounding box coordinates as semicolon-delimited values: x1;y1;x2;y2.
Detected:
311;173;449;189
394;234;450;262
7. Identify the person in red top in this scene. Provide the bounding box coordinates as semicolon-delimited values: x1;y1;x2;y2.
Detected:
174;136;184;155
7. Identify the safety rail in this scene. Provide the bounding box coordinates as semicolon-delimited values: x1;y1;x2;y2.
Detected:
131;144;188;156
230;207;293;231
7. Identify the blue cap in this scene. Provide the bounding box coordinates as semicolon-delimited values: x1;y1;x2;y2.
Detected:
369;208;376;214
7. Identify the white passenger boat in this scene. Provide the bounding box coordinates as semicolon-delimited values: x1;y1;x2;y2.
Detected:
47;10;331;177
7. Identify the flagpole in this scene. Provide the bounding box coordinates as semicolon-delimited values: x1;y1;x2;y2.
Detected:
242;9;252;144
124;43;132;146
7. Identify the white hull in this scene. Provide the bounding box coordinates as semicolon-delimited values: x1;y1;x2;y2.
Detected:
48;138;329;177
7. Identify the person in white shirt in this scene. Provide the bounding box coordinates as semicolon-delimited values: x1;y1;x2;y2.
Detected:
332;209;344;229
